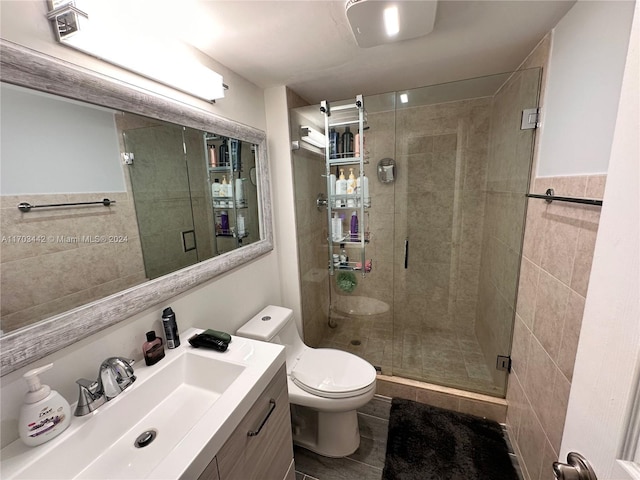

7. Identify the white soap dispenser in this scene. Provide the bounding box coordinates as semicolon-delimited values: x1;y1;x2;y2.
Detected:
18;363;71;447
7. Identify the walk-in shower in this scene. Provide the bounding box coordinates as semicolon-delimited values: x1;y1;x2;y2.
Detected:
290;68;541;397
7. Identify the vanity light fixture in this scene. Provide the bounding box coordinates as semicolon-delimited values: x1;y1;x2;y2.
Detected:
45;0;225;102
300;126;327;149
345;0;438;48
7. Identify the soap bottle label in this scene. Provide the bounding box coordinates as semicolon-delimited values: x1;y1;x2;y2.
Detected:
25;406;67;439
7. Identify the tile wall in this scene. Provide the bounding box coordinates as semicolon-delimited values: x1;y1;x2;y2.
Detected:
0;192;146;333
506;175;605;480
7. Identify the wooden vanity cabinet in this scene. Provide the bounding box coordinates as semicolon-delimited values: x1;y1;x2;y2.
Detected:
198;365;295;480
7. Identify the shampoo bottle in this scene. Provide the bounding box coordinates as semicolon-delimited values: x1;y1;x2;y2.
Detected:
342;126;353;158
346;168;357;207
209;145;218;167
235;178;245;204
356;174;370;207
220;210;229;233
219;138;229;166
335;169;347;207
350;211;359;241
237;213;246;236
19;363;71;447
211;179;221;199
331;213;343;241
143;331;165;366
329;128;340;159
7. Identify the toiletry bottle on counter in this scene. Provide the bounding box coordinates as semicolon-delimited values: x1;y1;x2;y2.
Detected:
162;307;180;349
19;363;71;447
350;211;359;241
329;128;339;159
143;331;165;366
342;126;353;158
335;169;347;207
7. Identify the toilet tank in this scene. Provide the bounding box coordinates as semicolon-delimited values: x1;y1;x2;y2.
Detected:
236;305;305;368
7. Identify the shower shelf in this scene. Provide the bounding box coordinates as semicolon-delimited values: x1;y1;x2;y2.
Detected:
329;232;370;244
322;95;369;277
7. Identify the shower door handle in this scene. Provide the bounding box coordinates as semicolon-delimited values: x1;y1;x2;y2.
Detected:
404;238;409;269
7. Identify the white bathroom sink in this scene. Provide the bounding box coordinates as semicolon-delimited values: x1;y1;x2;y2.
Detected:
1;328;286;479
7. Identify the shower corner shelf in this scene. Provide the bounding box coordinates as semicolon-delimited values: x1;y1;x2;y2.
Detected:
322;95;370;277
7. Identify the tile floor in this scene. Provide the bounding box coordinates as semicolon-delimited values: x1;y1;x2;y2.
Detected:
294;395;523;480
318;314;503;396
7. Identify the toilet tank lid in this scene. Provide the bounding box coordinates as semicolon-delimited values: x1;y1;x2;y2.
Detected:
236;305;293;341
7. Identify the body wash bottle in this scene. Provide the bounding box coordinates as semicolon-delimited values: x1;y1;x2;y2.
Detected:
350;211;359;241
19;364;71;447
342;126;353;158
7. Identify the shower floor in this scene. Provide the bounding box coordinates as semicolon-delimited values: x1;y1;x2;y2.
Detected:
317;314;502;396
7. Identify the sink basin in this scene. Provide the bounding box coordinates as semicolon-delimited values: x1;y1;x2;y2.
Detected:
1;329;286;479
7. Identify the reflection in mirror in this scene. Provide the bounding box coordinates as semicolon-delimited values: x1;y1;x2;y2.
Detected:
0;86;261;336
0;40;272;376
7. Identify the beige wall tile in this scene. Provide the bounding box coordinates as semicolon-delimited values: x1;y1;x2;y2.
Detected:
556;292;586;382
533;271;570;359
517;257;540;328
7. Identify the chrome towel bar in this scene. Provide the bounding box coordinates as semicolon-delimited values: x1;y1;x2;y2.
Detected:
526;188;603;206
17;198;116;212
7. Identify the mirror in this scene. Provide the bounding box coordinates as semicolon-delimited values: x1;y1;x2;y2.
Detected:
0;40;273;376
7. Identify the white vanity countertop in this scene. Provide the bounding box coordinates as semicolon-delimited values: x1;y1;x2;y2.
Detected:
0;328;286;479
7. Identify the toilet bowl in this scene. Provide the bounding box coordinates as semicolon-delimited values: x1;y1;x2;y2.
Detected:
236;305;377;457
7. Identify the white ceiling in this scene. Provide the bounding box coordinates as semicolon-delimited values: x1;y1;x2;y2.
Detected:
180;1;576;103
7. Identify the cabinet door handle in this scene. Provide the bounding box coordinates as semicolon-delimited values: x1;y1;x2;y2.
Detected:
247;399;276;437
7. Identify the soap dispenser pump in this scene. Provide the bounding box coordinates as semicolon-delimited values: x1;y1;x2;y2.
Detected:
19;363;71;447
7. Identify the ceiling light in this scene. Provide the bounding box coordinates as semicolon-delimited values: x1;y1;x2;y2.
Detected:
400;93;408;104
45;0;225;102
300;126;327;149
346;0;438;48
384;6;399;37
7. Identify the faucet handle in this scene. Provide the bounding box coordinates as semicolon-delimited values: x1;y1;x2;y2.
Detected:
74;378;106;416
100;357;136;400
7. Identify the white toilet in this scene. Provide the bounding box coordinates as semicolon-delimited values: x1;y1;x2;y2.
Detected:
236;305;377;457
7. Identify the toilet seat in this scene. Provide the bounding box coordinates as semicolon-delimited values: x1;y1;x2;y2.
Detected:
290;348;376;399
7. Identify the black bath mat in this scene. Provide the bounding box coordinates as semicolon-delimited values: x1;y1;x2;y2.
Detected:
382;398;518;480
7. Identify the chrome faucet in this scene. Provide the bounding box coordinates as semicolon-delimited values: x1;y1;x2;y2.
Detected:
74;357;136;416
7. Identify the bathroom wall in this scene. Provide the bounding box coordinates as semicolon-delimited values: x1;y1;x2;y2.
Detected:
505;2;634;479
0;1;280;448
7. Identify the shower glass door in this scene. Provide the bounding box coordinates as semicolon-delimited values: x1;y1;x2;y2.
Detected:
390;69;542;396
291;68;541;398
